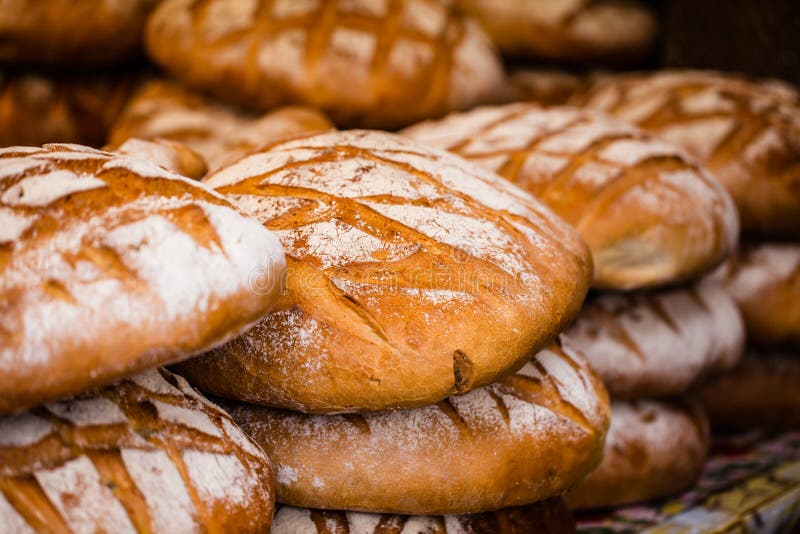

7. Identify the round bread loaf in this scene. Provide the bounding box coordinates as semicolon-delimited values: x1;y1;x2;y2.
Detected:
403;104;739;290
0;143;286;414
0;368;274;533
456;0;656;63
224;341;610;514
503;69;588;106
567;399;709;510
271;497;575;533
108;138;208;180
573;70;800;238
710;243;800;347
562;280;744;399
0;0;160;65
175;129;593;413
694;353;800;430
0;72;141;147
145;0;505;129
108;80;334;173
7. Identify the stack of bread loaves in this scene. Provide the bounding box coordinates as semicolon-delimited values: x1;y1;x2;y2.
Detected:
402;103;745;509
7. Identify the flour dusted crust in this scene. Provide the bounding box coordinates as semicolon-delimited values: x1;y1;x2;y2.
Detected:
176;130;593;413
108;80;334;173
574;70;800;237
695;353;800;430
0;72;141;147
0;368;274;532
225;341;609;514
109;138;208;180
0;0;160;65
271;497;575;533
567;399;709;510
145;0;505;128
456;0;655;63
403;104;739;290
562;280;744;398
710;242;800;347
0;143;286;414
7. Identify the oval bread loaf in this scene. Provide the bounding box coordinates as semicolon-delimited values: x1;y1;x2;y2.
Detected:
0;368;275;533
562;280;744;398
175;129;593;413
574;70;800;238
403;103;739;290
145;0;505;128
224;341;610;515
0;143;286;414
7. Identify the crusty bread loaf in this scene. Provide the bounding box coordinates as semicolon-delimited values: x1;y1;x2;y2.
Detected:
175;130;593;413
0;72;141;147
0;0;160;65
145;0;505;129
574;70;800;237
567;398;710;510
108;80;334;173
0;143;286;414
225;341;609;514
0;368;274;533
710;243;800;347
502;69;588;106
694;353;800;429
271;497;575;533
456;0;656;63
562;280;744;399
108;138;208;180
403;104;739;290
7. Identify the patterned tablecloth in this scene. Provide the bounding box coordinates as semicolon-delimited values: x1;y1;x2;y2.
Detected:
577;431;800;533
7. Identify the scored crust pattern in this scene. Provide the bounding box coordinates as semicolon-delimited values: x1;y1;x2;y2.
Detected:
145;0;504;128
574;71;800;236
0;368;274;533
177;130;593;413
0;143;286;414
403;103;739;289
226;341;610;514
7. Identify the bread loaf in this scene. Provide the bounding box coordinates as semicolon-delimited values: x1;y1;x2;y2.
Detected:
0;368;274;533
108;80;334;173
0;0;160;65
710;243;800;347
456;0;656;63
403;104;739;290
145;0;505;128
562;281;744;399
694;353;800;429
108;138;208;180
175;130;593;413
0;72;141;147
225;341;609;514
502;69;587;106
574;70;800;237
0;143;285;414
567;399;710;510
271;498;575;533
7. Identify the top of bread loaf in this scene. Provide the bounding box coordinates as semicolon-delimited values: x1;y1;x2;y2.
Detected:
0;143;286;414
145;0;505;128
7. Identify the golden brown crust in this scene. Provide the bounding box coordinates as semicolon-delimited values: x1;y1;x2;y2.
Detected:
225;341;610;515
567;398;710;510
0;143;286;414
563;280;744;399
694;353;800;430
271;497;576;533
145;0;505;128
403;104;739;290
108;80;334;173
710;242;800;347
0;368;274;533
502;69;588;106
574;70;800;238
0;72;142;147
175;130;593;413
456;0;656;63
107;138;208;180
0;0;160;65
